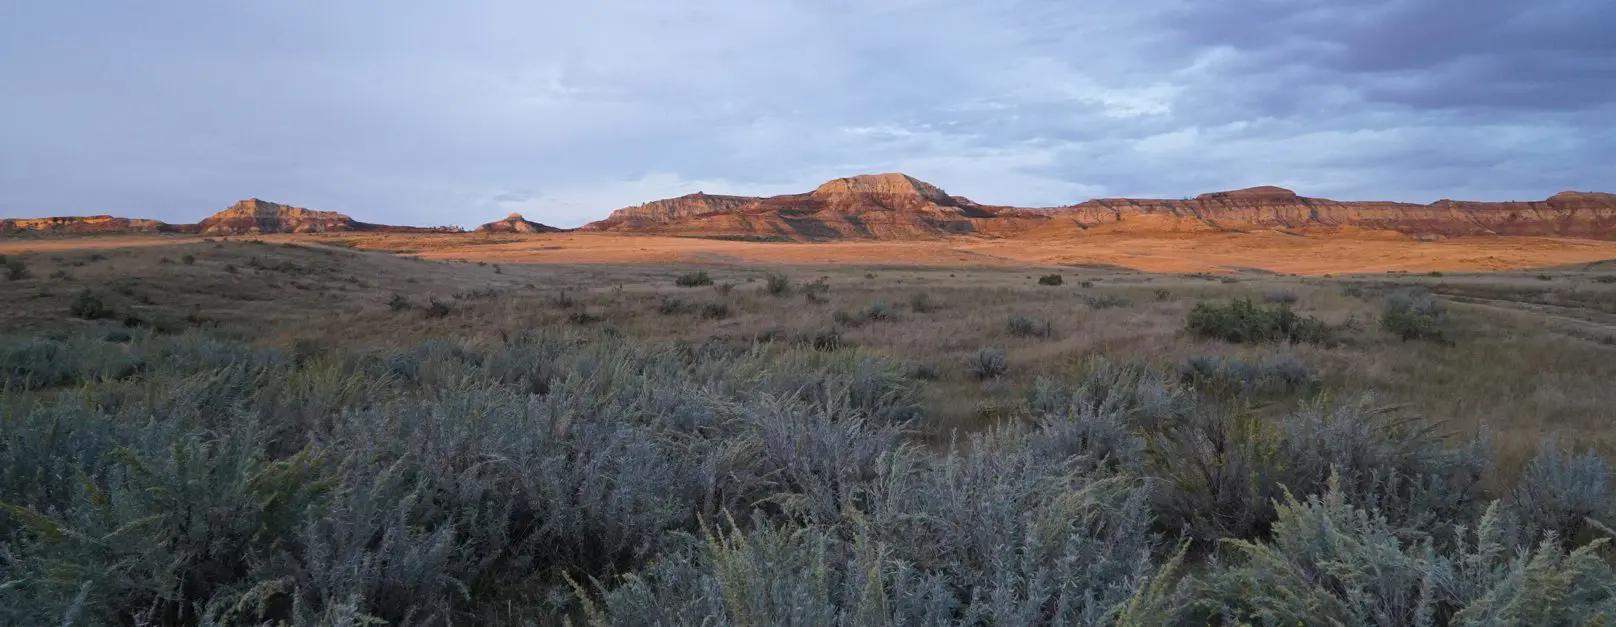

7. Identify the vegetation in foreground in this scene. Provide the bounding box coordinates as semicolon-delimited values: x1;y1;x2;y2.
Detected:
2;328;1613;626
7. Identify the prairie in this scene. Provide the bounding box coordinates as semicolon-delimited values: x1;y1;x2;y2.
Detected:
2;233;1615;624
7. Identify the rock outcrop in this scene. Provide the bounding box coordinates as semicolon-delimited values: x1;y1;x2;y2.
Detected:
475;213;562;234
1047;187;1616;239
195;199;358;235
583;173;1051;239
0;215;180;235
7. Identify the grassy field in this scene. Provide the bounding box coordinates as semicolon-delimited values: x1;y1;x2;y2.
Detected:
3;235;1615;624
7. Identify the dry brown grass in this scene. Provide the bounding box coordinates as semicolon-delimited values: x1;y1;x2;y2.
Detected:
4;233;1614;477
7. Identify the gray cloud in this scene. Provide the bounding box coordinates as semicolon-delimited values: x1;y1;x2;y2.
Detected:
2;0;1612;227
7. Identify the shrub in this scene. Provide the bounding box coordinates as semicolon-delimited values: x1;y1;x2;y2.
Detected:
1037;274;1063;286
1537;274;1553;281
68;289;107;320
700;302;730;319
4;256;28;281
1083;294;1131;309
223;264;238;274
1509;439;1613;547
422;297;452;318
553;290;577;308
568;310;604;325
1177;354;1318;396
1185;298;1335;345
1006;315;1051;338
181;253;196;265
966;347;1008;379
1429;271;1444;277
1079;280;1094;288
1594;275;1616;284
1382;287;1449;343
1153;288;1171;301
657;297;689;315
860;301;897;323
908;291;939;313
763;273;791;296
1262;290;1298;304
675;271;713;287
387;293;412;311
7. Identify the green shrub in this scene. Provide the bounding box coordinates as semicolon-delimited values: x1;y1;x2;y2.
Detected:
387;293;412;311
1185;298;1334;345
181;253;196;265
674;271;713;287
1594;275;1616;284
1262;290;1297;304
1153;288;1171;301
1037;274;1063;286
68;289;107;320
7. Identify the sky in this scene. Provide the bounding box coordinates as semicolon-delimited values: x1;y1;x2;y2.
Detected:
2;1;1613;228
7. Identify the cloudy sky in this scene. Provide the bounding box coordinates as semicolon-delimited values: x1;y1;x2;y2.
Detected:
3;1;1613;227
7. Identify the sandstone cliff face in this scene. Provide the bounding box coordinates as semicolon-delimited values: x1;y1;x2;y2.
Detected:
0;215;178;235
475;213;562;234
1048;186;1616;239
584;173;1050;239
195;199;358;235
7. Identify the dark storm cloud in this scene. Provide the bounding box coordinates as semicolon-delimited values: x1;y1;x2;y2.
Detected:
1;0;1611;227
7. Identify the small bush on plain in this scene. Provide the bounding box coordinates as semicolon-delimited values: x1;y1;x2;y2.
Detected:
1006;314;1051;338
674;270;713;287
1037;273;1063;286
4;256;28;280
68;288;107;320
966;347;1008;379
763;273;791;296
1186;297;1335;345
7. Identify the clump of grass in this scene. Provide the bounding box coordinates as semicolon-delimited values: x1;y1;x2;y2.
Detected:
802;278;830;304
909;291;939;313
763;273;791;296
4;256;28;281
1262;291;1298;304
1381;287;1449;343
1006;315;1052;338
700;302;730;319
1185;298;1335;345
966;347;1008;379
553;290;577;308
1079;280;1095;288
675;271;713;287
712;282;734;296
1037;274;1063;286
68;289;108;320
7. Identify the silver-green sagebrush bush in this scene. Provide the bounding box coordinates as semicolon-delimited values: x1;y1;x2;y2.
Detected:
1;330;1613;625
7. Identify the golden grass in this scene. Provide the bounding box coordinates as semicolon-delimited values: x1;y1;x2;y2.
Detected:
3;233;1614;477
